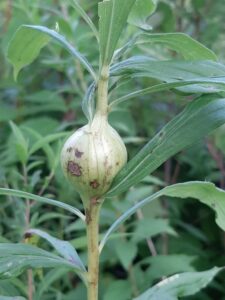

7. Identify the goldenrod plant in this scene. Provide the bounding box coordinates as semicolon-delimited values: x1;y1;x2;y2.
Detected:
2;1;225;299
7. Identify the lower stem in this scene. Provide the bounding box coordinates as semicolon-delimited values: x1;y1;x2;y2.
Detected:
86;200;101;300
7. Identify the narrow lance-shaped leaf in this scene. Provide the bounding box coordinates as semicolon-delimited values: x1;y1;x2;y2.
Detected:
29;131;68;155
136;32;217;60
7;25;96;81
0;188;85;221
101;181;225;252
35;268;69;299
134;267;223;300
110;79;225;108
9;121;29;165
98;0;136;66
0;243;86;279
23;127;61;171
27;228;86;272
110;58;225;93
82;82;96;121
107;96;225;197
70;0;99;42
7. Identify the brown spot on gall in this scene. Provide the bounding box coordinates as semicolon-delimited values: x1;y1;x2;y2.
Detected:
116;161;119;166
90;179;100;189
67;161;82;176
75;148;84;158
67;147;73;153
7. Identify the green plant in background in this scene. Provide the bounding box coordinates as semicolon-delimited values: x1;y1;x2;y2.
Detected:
2;0;225;299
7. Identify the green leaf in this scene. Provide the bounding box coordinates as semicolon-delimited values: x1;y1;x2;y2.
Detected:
28;131;68;155
110;58;225;93
82;82;96;121
103;280;132;300
136;33;217;60
0;188;85;221
142;255;196;280
35;268;69;299
101;181;225;251
9;121;29;165
27;228;86;272
0;243;85;279
98;0;136;66
132;219;176;242
70;0;99;41
163;181;225;231
115;240;137;270
110;79;225;108
107;96;225;196
134;267;223;300
23;127;57;171
7;25;96;81
7;25;50;80
128;0;157;30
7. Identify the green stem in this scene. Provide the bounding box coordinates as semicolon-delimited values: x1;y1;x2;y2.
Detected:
86;200;102;300
86;63;109;299
96;65;109;117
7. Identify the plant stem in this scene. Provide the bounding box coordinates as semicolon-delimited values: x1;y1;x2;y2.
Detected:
86;62;109;300
23;164;33;300
96;65;109;116
86;200;101;300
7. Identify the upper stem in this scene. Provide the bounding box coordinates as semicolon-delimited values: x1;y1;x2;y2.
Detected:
96;65;109;117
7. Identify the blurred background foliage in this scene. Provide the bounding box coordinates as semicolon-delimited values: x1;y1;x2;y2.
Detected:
1;0;225;299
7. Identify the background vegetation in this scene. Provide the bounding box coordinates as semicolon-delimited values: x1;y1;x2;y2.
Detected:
1;0;225;299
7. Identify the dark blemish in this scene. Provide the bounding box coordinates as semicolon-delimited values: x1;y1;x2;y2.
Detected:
90;180;100;189
67;161;82;176
67;147;73;153
85;208;91;224
75;148;84;158
24;232;32;239
159;131;164;138
91;197;98;205
116;161;119;166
